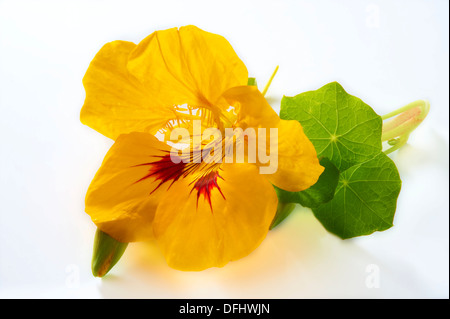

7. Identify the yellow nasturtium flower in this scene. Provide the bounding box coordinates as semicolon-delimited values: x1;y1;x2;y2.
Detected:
81;26;323;271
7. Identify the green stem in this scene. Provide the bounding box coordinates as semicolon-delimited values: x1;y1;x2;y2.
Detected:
383;134;410;155
381;100;430;154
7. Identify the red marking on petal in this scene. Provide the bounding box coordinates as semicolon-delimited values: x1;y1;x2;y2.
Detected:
132;153;187;190
133;153;224;212
190;171;225;212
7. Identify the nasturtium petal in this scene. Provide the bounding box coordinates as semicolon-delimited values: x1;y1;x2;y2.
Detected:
127;25;248;112
153;163;278;271
274;157;340;208
270;119;324;192
271;157;340;228
81;40;172;140
81;26;248;140
223;86;324;192
312;152;401;239
280;82;382;171
85;132;171;242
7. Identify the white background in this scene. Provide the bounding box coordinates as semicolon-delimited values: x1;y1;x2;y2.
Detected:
0;0;448;298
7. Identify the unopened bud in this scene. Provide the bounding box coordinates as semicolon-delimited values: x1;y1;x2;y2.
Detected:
91;228;128;277
381;100;430;154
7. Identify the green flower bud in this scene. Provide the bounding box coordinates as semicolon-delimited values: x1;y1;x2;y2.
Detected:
91;228;128;277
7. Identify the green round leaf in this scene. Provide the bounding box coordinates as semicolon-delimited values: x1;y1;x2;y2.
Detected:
280;82;382;171
312;152;402;239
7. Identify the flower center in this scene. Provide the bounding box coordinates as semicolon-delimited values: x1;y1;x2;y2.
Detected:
156;103;238;143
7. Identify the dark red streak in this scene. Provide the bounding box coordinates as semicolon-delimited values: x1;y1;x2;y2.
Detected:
132;153;225;212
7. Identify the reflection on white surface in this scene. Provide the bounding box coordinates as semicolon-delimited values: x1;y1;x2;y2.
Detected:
0;0;448;298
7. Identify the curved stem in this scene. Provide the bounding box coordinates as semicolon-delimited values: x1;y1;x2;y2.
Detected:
383;134;410;155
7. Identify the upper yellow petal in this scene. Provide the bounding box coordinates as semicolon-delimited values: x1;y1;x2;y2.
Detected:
127;25;248;112
80;41;173;140
81;26;248;140
152;163;278;271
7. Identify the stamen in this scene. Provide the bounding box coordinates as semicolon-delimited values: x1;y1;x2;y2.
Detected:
262;65;279;97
